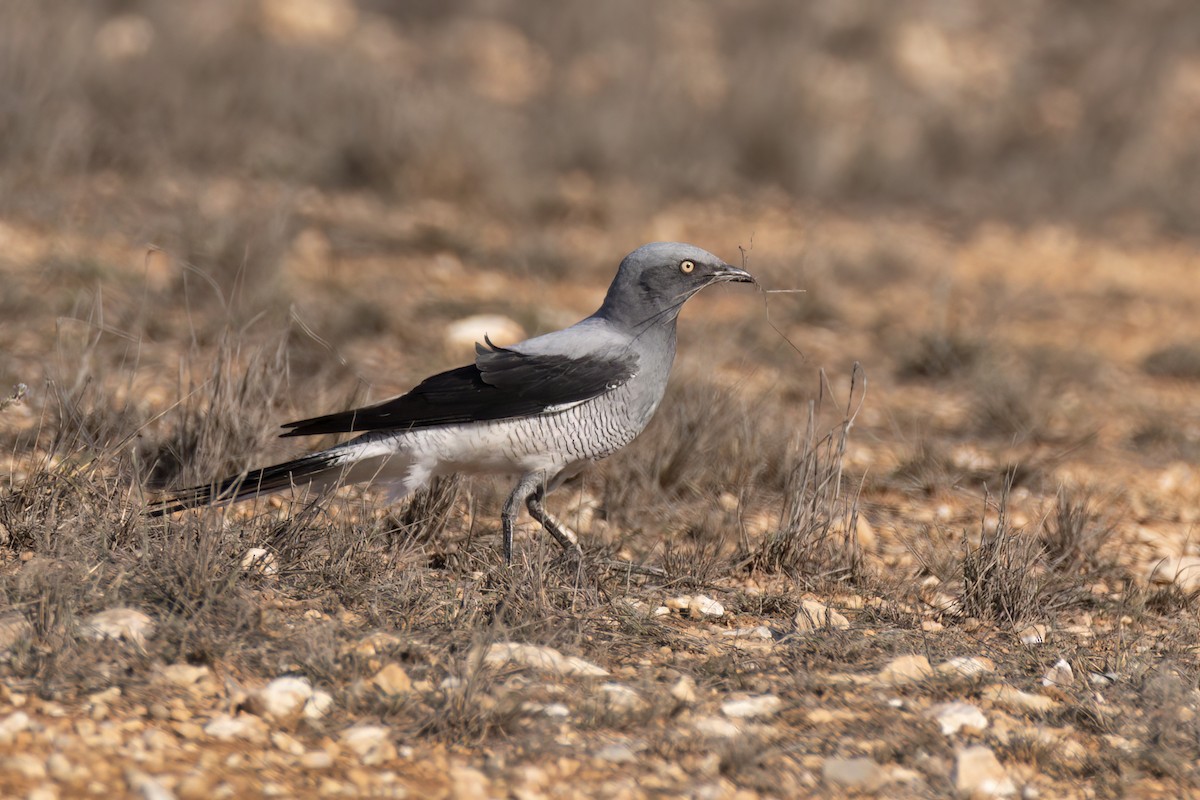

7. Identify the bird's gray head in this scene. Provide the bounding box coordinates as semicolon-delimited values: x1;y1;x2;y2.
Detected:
596;242;753;331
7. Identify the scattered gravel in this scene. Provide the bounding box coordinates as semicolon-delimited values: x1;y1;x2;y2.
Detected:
876;654;934;685
793;599;850;631
664;595;725;618
371;663;414;696
240;547;278;575
250;677;314;720
0;613;32;653
954;746;1017;798
483;642;609;677
983;685;1061;716
1041;659;1074;688
203;714;266;742
1018;624;1049;646
1146;555;1200;590
823;757;885;793
721;695;782;719
82;608;156;647
938;656;996;680
340;725;397;766
927;702;989;735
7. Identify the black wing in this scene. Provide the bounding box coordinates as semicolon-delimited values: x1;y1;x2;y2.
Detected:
280;338;637;438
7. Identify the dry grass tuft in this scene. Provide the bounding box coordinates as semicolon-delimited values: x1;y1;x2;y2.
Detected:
956;476;1074;625
749;366;866;584
897;330;984;380
142;331;293;490
1142;343;1200;380
1039;487;1122;578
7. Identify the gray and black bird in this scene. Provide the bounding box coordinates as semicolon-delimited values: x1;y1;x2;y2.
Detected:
151;242;754;562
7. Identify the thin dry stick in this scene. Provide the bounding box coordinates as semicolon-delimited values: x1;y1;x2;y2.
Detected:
736;241;809;359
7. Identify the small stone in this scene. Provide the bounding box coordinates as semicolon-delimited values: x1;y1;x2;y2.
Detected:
88;686;121;706
46;752;73;781
127;770;174;800
938;657;996;680
594;742;638;763
793;600;850;631
173;722;205;741
877;654;934;685
886;765;927;788
300;751;334;770
1018;624;1049;645
541;703;570;718
446;314;525;355
83;608;155;646
252;676;314;719
599;683;644;713
983;685;1060;716
260;0;359;45
445;315;526;354
340;725;397;766
341;631;402;658
318;778;346;797
2;754;46;780
688;595;724;618
721;625;775;640
304;691;334;720
240;547;278;575
482;642;608;677
927;702;989;735
652;606;671;617
1041;659;1074;688
665;596;691;611
721;695;782;719
691;715;741;738
449;764;491;800
0;613;32;652
671;675;698;705
176;772;213;799
0;711;30;743
371;663;413;696
272;731;305;756
142;729;175;752
1146;555;1200;591
158;664;211;689
204;713;266;742
823;757;885;792
954;746;1017;798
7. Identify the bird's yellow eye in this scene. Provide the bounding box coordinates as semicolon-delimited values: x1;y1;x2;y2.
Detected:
680;260;695;274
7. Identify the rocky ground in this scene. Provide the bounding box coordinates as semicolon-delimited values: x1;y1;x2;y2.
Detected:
4;2;1200;798
2;191;1200;799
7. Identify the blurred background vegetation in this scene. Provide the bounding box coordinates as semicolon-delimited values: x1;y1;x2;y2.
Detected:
3;0;1199;237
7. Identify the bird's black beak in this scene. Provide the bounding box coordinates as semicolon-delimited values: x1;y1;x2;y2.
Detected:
714;263;755;284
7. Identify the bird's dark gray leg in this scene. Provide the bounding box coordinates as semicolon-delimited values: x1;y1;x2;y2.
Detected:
502;473;542;564
527;487;582;556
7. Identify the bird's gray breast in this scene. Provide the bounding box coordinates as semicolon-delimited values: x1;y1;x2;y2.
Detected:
568;340;674;461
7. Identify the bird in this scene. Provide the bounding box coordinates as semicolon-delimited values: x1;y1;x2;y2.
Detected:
150;242;754;562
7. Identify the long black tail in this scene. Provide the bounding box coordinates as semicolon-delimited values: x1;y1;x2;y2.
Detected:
146;451;343;516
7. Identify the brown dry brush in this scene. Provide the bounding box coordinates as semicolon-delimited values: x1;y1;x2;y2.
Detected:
140;329;294;490
957;474;1078;625
1039;487;1122;577
958;483;1048;625
748;363;866;584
